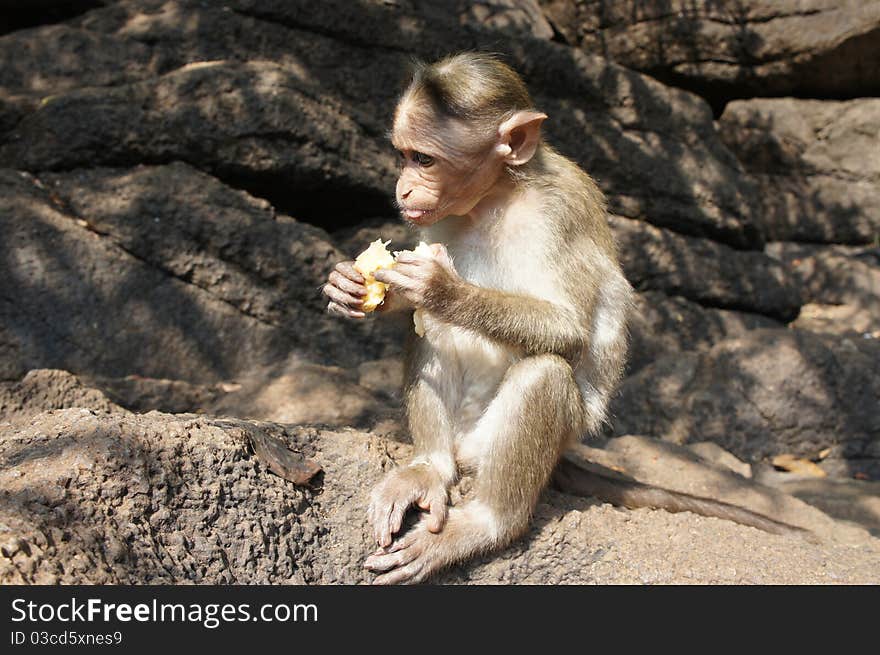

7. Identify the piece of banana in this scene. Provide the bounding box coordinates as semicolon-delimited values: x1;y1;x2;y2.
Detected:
353;240;435;335
353;239;395;311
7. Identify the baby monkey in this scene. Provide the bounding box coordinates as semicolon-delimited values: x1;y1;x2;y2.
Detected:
323;53;800;584
325;52;631;583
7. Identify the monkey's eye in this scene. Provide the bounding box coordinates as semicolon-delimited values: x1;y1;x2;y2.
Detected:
412;152;435;167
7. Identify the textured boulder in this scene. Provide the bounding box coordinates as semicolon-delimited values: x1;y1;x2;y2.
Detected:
719;98;880;244
0;165;409;382
459;0;555;39
2;372;878;585
541;0;880;110
612;215;801;321
627;291;779;374
768;243;880;337
612;329;880;479
0;369;120;422
0;0;763;248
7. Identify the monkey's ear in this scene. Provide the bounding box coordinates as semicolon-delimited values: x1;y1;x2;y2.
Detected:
497;111;547;166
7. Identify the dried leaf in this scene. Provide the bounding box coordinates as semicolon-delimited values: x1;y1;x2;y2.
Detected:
771;454;827;478
249;429;321;485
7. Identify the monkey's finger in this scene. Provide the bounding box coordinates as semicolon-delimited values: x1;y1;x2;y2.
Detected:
327;301;365;319
387;261;431;278
394;252;431;265
335;261;364;283
385;536;413;553
364;545;419;572
323;284;364;309
433;245;456;273
375;502;398;547
426;499;448;533
372;269;414;288
329;270;367;296
389;499;413;537
372;561;425;585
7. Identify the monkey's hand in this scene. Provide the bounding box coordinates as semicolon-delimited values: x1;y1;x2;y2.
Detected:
367;464;449;548
323;260;367;319
373;245;461;309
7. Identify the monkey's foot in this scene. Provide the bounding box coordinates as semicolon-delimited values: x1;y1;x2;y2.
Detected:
364;506;498;585
364;519;452;585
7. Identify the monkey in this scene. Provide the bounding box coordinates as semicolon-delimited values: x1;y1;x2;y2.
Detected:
322;53;807;584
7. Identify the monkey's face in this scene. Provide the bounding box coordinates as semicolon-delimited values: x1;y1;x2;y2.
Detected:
391;107;505;226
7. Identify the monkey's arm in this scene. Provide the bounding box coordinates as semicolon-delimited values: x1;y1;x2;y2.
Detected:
375;251;589;359
427;281;587;361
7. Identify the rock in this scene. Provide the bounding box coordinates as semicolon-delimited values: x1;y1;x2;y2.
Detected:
793;304;879;339
768;243;880;311
761;477;880;535
1;0;878;585
209;358;393;428
542;0;880;111
768;242;880;338
357;357;405;400
612;329;880;479
0;0;764;248
85;374;227;414
575;435;865;542
42;163;342;322
459;0;555;39
0;24;154;95
719;98;880;244
0;407;328;583
628;291;780;373
2;372;878;584
0;369;119;423
0;165;415;381
688;441;753;479
612;215;801;321
1;60;399;222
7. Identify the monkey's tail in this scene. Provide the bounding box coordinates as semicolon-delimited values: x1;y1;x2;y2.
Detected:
552;454;812;539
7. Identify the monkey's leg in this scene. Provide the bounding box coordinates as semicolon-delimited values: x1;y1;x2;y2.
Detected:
365;354;583;584
368;372;457;547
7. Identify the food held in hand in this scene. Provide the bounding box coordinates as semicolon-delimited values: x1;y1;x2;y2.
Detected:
353;239;395;311
410;242;434;337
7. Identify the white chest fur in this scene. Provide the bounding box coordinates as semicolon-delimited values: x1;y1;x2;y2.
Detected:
418;196;566;438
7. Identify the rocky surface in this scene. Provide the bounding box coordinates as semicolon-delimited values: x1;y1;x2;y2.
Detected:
541;0;880;113
768;243;880;339
0;0;764;248
1;1;878;584
2;371;878;584
611;329;880;479
719;98;880;244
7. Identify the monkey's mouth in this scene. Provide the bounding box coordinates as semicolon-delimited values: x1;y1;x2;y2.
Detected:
401;208;435;224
